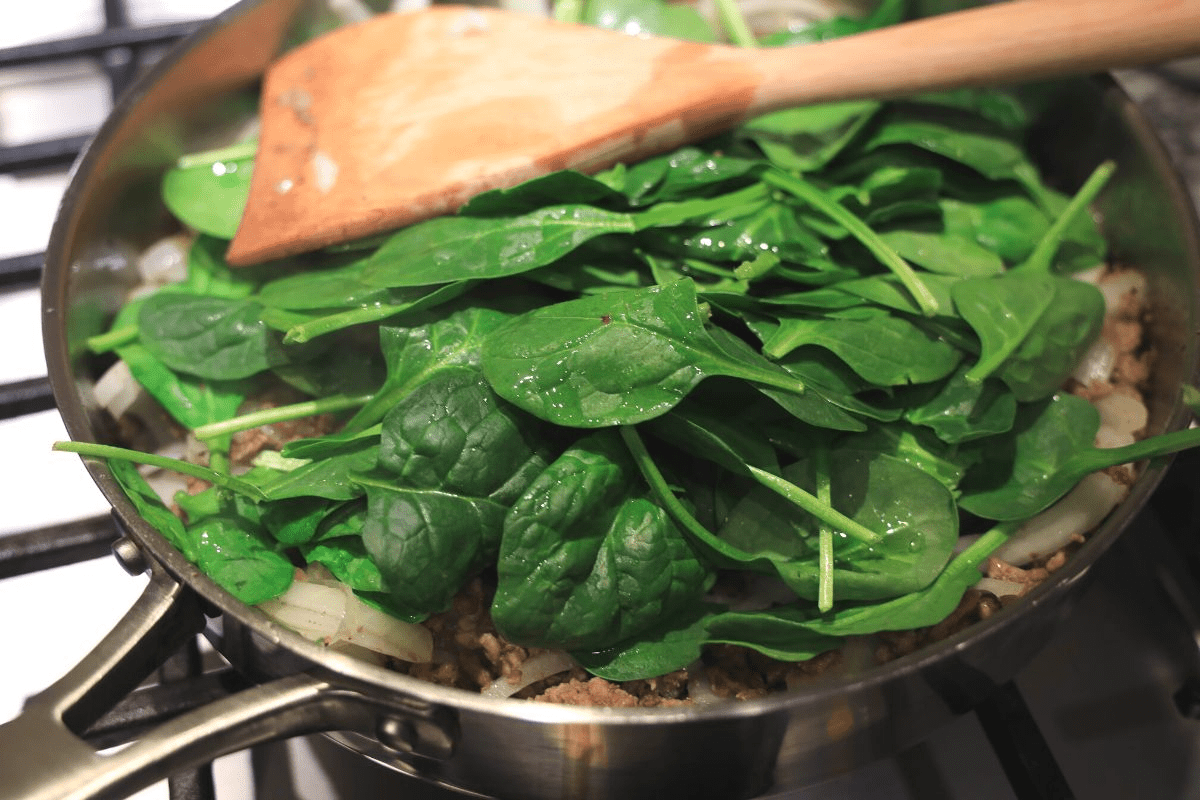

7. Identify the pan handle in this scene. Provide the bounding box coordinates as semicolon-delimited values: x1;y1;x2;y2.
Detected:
0;561;398;800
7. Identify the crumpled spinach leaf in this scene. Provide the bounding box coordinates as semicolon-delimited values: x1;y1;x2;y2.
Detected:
492;432;713;651
361;367;551;616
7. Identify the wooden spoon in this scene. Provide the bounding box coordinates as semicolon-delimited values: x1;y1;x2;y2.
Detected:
227;0;1200;266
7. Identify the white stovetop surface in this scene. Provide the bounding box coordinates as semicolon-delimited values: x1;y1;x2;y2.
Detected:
0;3;253;799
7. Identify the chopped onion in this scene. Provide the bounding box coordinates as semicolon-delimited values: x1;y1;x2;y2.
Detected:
1071;264;1106;286
990;472;1128;566
686;660;724;707
1095;426;1136;451
95;359;142;420
481;651;578;699
259;577;433;663
1094;391;1149;437
973;577;1025;598
1098;269;1148;314
136;235;189;287
1071;337;1116;386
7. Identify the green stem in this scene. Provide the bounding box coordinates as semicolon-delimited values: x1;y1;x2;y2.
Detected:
192;393;371;441
619;425;747;568
86;325;139;354
734;252;781;281
632;183;768;230
713;0;758;48
763;170;940;317
813;449;834;613
1066;425;1200;477
176;139;258;169
282;304;417;344
953;522;1019;575
53;440;266;501
1021;160;1116;274
747;465;882;547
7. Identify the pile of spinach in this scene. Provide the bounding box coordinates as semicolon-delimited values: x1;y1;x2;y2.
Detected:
62;0;1200;684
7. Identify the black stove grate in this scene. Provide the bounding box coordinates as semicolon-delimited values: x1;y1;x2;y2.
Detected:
0;7;215;800
5;4;1200;800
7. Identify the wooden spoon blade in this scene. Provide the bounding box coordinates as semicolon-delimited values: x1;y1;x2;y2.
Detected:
226;7;757;265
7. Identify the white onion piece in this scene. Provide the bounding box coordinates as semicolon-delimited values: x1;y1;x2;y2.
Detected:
136;235;189;286
686;661;724;707
259;579;433;663
973;577;1025;598
481;651;578;699
1094;426;1136;451
1094;392;1149;437
1071;337;1116;386
990;472;1128;566
1071;264;1106;287
1098;269;1148;314
94;359;142;420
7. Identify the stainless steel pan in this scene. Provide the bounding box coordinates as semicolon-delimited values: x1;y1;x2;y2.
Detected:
2;1;1199;798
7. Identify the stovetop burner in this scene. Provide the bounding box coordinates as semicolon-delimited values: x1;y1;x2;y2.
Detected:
2;4;1200;799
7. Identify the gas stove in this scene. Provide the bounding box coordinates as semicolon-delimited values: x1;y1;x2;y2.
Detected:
2;3;1200;799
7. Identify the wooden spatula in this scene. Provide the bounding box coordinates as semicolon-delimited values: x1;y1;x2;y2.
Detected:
226;0;1200;266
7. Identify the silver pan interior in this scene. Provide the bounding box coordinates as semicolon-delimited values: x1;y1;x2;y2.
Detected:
39;1;1200;798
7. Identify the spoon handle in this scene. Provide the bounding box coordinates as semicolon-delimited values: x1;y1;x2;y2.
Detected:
753;0;1200;110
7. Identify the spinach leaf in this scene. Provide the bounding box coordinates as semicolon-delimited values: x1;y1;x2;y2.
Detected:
802;522;1016;636
108;459;196;561
360;475;509;616
581;521;1012;681
597;147;763;206
109;299;248;433
859;110;1033;183
960;393;1200;520
360;206;637;289
460;170;629;216
903;365;1017;443
243;436;381;501
719;450;959;601
302;535;385;593
737;101;881;173
756;306;962;386
345;306;512;432
137;293;293;380
493;432;713;651
161;142;255;239
481;279;808;427
189;515;295;605
361;368;551;616
877;228;1005;277
376;366;551;505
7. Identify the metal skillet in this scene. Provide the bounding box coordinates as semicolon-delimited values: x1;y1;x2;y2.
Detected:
2;1;1200;798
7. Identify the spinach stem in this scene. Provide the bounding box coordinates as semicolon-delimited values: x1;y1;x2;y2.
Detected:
713;0;758;48
747;465;883;546
1064;424;1200;477
87;325;139;354
763;170;940;317
282;304;412;343
814;449;835;612
176;139;258;170
192;393;372;440
951;521;1019;575
1022;160;1116;274
53;440;267;500
618;425;747;567
632;183;769;230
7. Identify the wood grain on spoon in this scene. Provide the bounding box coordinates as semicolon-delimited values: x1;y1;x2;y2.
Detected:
227;0;1200;266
